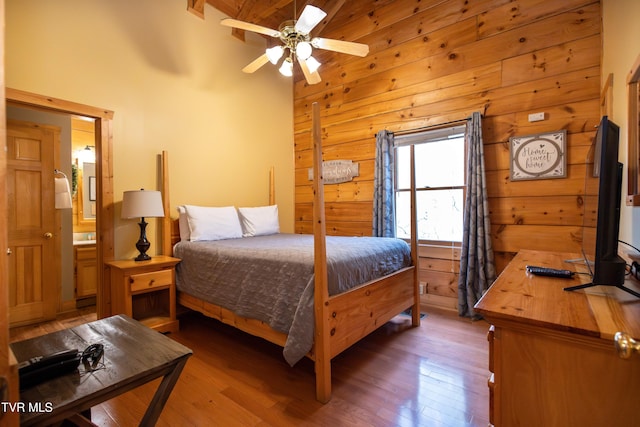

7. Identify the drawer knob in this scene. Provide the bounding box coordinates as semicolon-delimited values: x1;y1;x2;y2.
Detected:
614;331;640;359
148;279;155;287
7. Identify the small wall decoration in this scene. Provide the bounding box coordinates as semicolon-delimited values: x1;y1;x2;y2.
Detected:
308;160;360;184
509;130;566;181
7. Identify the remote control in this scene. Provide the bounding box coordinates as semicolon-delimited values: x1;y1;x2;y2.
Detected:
18;348;80;373
526;266;575;279
18;348;81;389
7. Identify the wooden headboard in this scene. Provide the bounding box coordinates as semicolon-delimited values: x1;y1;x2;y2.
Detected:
159;150;276;256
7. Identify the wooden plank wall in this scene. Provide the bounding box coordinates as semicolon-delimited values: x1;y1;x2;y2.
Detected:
293;0;602;310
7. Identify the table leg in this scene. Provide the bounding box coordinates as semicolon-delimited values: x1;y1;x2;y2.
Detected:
138;356;189;427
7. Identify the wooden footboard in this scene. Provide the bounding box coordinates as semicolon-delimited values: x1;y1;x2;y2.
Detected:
326;266;416;359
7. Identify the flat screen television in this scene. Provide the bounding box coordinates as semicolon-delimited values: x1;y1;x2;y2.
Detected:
565;116;639;297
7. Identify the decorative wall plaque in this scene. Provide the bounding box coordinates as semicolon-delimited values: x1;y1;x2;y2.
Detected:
509;130;566;181
308;160;360;184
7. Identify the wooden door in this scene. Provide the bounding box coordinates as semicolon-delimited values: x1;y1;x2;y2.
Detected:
6;119;59;326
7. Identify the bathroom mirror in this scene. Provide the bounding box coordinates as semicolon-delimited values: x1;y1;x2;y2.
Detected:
75;161;96;230
82;162;96;219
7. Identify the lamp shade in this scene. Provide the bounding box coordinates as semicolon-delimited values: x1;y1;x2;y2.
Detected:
306;56;321;73
266;45;284;64
296;41;312;60
121;190;165;219
279;57;293;77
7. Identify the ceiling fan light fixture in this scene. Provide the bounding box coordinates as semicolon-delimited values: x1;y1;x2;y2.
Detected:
296;41;312;60
279;57;294;77
266;45;284;64
306;56;321;73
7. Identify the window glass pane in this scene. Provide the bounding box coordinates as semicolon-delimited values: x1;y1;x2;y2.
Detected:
396;145;411;190
415;138;465;188
417;189;464;242
395;191;411;239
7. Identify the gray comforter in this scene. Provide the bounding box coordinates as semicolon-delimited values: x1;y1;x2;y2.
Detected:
174;233;411;365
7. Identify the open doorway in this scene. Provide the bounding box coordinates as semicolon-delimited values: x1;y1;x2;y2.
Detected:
6;108;97;322
6;88;115;321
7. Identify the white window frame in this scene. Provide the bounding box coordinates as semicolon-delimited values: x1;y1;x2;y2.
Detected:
394;124;467;246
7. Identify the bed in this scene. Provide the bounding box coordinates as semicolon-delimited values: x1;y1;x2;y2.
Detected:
159;103;420;402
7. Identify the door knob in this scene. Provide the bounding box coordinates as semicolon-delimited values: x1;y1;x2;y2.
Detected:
44;232;53;239
6;248;11;255
614;332;640;359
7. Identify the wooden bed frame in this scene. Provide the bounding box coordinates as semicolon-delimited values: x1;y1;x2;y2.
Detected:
159;103;420;403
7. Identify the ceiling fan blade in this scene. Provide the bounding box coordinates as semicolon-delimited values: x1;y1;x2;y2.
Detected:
221;18;280;38
312;37;369;57
299;59;321;85
295;5;327;34
242;53;270;73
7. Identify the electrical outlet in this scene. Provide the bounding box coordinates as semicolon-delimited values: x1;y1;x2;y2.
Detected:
528;112;545;122
419;283;426;294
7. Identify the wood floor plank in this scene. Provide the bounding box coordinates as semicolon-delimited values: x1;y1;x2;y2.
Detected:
10;307;490;426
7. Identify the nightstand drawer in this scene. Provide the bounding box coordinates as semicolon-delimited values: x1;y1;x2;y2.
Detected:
130;269;173;293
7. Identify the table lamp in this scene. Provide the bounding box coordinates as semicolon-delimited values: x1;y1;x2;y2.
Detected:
121;189;165;261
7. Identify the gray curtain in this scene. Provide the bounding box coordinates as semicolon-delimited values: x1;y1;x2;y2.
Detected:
373;130;396;237
458;112;497;318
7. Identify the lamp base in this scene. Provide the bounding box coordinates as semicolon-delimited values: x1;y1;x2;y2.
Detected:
134;218;152;262
134;252;152;262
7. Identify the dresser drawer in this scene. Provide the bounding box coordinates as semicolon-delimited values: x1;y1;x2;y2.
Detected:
129;269;173;293
75;245;96;261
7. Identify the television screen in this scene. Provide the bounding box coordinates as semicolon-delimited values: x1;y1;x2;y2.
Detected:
580;138;598;271
567;116;639;297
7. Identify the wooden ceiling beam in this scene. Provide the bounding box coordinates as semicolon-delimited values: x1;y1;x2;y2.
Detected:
195;0;343;39
200;0;242;19
246;0;292;24
187;0;206;19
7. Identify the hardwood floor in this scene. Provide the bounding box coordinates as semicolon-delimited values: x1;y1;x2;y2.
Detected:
10;307;490;426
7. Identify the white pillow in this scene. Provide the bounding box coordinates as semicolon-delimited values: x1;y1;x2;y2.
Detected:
176;205;190;241
238;205;280;237
184;205;243;241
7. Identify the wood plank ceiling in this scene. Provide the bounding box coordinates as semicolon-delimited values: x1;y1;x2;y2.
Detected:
186;0;346;40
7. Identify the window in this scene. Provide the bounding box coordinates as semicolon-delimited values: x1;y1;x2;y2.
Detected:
395;125;466;243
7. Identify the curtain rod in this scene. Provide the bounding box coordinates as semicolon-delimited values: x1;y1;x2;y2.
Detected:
392;117;471;137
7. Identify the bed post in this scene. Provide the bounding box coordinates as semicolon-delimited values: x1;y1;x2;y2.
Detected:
161;150;171;256
311;102;331;403
269;166;275;205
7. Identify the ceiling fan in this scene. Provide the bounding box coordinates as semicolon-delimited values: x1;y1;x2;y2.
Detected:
221;4;369;85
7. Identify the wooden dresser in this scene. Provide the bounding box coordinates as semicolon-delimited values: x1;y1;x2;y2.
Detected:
474;250;640;427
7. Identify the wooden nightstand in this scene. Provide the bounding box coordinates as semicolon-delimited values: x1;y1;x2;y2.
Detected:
106;255;180;333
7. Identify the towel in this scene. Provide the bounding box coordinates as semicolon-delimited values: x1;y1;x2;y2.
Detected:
55;176;72;209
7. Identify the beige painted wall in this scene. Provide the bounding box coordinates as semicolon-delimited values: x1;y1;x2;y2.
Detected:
602;0;640;245
5;0;294;260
